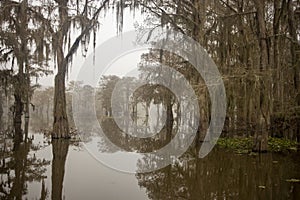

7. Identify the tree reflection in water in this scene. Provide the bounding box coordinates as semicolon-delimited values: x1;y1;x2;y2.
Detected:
0;113;299;199
0;125;50;199
95;119;300;200
136;149;300;200
99;119;300;199
51;139;69;200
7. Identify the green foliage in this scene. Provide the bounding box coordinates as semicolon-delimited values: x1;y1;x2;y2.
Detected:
268;137;298;153
216;137;253;154
216;137;298;153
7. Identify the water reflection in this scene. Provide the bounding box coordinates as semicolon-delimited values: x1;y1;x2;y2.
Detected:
137;150;300;200
94;118;300;199
0;127;50;199
86;119;300;199
0;118;299;199
51;139;69;200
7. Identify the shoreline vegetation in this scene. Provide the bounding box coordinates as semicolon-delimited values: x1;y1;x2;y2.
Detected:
216;137;299;154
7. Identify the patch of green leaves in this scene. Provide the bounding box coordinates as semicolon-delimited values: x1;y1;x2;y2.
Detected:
216;137;298;153
268;137;298;153
216;137;253;154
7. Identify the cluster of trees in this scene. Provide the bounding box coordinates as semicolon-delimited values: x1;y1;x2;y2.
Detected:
139;0;300;152
0;0;299;153
0;0;111;139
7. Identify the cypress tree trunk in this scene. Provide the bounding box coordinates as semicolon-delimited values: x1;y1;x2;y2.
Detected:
14;80;24;143
0;91;3;126
53;73;69;138
273;0;282;115
254;0;269;70
13;0;28;143
253;0;269;152
52;0;70;138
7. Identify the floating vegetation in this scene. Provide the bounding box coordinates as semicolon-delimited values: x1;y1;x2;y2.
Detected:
268;137;298;153
216;137;298;153
286;179;300;183
216;138;253;154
